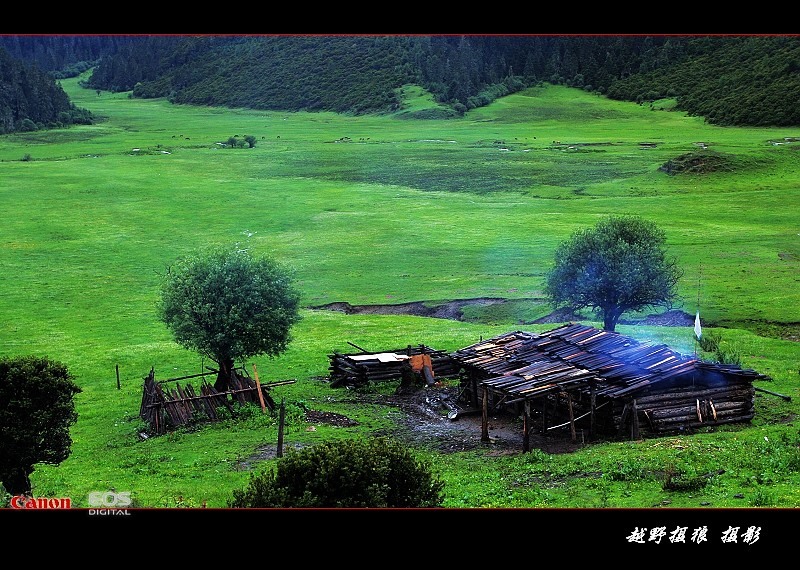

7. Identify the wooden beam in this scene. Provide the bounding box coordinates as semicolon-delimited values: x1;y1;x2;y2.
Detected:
567;393;576;442
252;364;267;413
541;397;548;435
754;386;792;401
156;370;217;384
618;402;630;436
277;398;286;458
481;385;490;442
523;401;531;453
589;385;596;441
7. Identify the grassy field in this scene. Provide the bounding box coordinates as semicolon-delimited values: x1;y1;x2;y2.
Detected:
1;73;799;512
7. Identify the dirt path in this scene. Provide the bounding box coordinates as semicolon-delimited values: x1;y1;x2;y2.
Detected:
310;298;698;327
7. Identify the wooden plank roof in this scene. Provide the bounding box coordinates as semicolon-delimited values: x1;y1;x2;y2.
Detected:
452;323;769;401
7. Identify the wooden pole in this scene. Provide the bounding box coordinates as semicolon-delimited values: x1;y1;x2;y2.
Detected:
523;400;530;453
116;364;121;390
589;384;596;441
618;402;630;436
567;393;576;443
481;385;489;442
754;386;792;401
541;398;547;435
251;364;267;413
347;341;369;353
277;398;286;458
632;399;640;440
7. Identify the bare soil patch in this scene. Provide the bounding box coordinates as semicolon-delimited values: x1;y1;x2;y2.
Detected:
372;384;583;455
621;309;696;327
311;298;697;328
239;382;581;469
311;298;509;321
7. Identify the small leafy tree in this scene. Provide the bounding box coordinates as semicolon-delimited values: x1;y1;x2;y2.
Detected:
544;215;684;332
158;246;302;391
0;356;81;496
243;135;257;148
229;437;445;508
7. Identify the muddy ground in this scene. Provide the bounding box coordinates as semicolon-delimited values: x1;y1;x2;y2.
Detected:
310;298;698;327
366;383;585;456
243;382;582;466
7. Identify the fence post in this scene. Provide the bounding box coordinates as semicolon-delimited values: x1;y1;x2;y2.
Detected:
277;398;286;458
116;364;121;390
481;386;489;442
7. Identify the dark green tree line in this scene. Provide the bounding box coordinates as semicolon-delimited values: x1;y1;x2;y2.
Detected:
6;35;800;128
0;47;93;134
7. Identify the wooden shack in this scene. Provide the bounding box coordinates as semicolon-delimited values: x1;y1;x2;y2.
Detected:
451;323;770;451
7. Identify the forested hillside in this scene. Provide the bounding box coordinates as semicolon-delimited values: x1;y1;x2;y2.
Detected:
0;35;133;78
83;35;683;115
109;36;418;114
2;35;800;132
605;36;800;126
76;34;800;126
0;47;93;134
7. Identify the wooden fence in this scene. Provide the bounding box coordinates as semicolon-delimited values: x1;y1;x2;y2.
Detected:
139;366;295;435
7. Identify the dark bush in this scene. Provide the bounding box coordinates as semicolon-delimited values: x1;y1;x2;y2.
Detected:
0;355;81;495
19;118;38;132
229;437;444;508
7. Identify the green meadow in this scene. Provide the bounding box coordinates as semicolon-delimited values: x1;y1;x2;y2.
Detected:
1;74;799;509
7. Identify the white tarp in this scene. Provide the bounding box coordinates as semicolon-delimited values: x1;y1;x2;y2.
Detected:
348;353;409;363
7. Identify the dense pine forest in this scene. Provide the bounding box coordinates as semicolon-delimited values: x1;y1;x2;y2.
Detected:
2;34;800;133
0;45;93;134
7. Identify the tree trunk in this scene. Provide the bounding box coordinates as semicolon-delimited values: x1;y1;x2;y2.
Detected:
214;357;235;392
2;466;33;496
603;306;623;332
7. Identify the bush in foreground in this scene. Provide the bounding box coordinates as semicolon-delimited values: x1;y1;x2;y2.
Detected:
0;355;81;495
229;437;444;508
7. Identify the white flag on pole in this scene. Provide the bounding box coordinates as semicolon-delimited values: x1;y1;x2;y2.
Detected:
694;311;702;339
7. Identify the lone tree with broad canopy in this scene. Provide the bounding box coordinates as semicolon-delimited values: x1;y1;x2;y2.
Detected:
544;215;684;332
0;355;81;496
158;246;302;392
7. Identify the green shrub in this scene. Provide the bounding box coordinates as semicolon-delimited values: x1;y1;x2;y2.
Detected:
229;437;444;508
749;488;776;507
662;463;711;492
697;331;721;353
19;118;38;132
698;331;742;366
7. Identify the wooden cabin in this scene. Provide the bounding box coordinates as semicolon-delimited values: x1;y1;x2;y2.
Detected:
451;323;770;451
